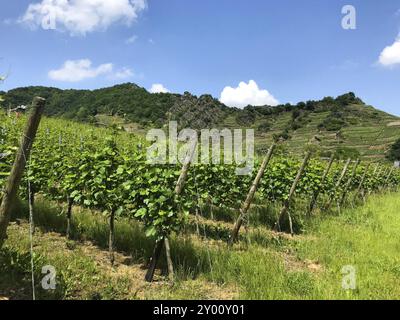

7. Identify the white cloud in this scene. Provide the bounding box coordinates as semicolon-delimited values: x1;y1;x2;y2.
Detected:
378;37;400;67
114;67;134;79
20;0;147;36
219;80;279;108
125;35;138;44
149;83;170;93
48;59;113;82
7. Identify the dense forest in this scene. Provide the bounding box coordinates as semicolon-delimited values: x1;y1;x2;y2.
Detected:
1;84;177;126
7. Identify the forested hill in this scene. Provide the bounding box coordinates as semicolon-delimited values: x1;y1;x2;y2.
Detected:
1;83;400;160
1;83;178;126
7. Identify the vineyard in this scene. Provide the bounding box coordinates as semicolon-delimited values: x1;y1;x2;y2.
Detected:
1;105;400;298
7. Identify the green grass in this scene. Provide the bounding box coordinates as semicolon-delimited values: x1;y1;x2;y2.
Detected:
2;192;400;300
294;192;400;299
207;192;400;299
1;201;237;300
0;225;133;300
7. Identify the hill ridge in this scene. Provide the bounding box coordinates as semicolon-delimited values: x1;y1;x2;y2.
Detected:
1;84;399;160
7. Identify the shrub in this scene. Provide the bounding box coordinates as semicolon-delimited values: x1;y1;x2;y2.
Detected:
236;110;256;126
257;121;272;133
386;138;400;161
335;146;360;160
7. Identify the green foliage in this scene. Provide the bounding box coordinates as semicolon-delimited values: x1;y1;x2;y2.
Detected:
386;138;400;161
257;121;272;133
2;83;177;126
2;85;371;132
334;146;361;160
316;94;365;132
236;110;256;126
273;128;291;142
289;110;311;131
4;86;397;161
1;109;398;240
318;114;347;131
5;191;400;300
335;92;363;106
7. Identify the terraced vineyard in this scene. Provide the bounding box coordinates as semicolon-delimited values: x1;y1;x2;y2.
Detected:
247;105;400;160
3;86;400;161
110;103;400;160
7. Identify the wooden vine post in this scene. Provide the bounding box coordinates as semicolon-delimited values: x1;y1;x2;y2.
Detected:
369;165;382;195
145;240;164;282
383;167;394;190
378;168;388;192
66;197;74;239
0;97;46;249
354;163;370;202
308;153;335;215
339;159;360;207
109;208;116;266
229;142;276;246
274;150;312;235
145;140;197;283
325;158;351;209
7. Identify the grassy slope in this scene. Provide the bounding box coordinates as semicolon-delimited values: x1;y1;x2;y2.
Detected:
217;191;400;299
111;102;400;161
3;85;400;160
1;191;400;300
4;94;400;161
248;105;400;160
297;192;400;299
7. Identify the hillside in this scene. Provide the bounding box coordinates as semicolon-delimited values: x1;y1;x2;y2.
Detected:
1;84;399;160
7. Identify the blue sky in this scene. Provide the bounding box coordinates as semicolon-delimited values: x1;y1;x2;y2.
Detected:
1;0;400;115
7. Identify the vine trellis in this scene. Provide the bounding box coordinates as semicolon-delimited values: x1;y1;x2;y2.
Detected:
0;98;399;288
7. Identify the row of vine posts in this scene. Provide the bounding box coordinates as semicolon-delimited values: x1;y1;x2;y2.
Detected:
159;134;394;281
228;138;394;247
0;97;397;284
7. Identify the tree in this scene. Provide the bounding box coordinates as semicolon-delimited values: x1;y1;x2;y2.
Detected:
305;100;316;111
273;128;291;142
292;109;301;120
387;138;400;161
